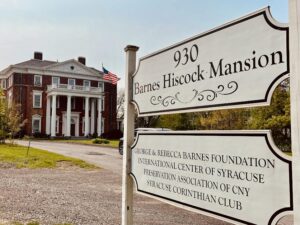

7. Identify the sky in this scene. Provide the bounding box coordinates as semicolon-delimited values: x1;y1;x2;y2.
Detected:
0;0;288;88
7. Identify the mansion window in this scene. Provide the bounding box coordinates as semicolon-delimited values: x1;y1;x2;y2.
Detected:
98;82;104;91
101;118;104;133
8;75;13;87
52;76;60;87
32;115;41;133
56;117;59;133
83;80;90;87
33;91;42;108
101;98;105;111
1;79;6;89
68;79;75;88
83;80;90;90
34;75;42;86
8;90;13;106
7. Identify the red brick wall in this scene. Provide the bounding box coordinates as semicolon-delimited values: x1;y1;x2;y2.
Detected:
9;73;117;136
103;82;117;133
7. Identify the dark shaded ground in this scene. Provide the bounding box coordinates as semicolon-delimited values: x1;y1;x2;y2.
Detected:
0;168;233;225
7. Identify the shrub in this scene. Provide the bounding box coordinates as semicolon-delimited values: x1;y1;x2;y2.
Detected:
92;138;110;144
102;139;110;144
92;138;101;144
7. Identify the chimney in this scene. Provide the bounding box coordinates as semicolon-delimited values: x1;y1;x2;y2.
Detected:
78;56;86;65
34;51;43;60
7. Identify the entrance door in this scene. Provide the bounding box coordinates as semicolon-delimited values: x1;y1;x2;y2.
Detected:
71;118;76;136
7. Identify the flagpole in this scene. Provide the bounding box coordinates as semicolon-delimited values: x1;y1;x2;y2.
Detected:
122;45;139;225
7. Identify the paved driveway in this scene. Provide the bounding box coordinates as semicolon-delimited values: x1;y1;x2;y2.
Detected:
15;140;122;174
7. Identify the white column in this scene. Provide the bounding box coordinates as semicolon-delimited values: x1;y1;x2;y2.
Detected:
122;45;139;225
91;99;95;135
50;95;57;137
97;97;102;137
84;96;90;136
66;95;71;137
46;96;51;135
289;0;300;223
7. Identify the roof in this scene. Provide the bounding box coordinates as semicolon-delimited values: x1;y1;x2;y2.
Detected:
89;67;103;74
0;57;107;79
13;59;104;75
14;59;57;68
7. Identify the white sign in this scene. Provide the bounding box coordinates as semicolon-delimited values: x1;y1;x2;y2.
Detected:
131;131;292;225
132;8;289;116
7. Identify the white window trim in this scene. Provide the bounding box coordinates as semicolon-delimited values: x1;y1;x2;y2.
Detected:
56;116;60;133
33;91;43;108
52;76;60;87
34;75;42;86
101;118;104;133
82;119;85;134
101;98;105;111
68;78;75;86
8;76;13;88
83;80;91;87
8;90;12;105
1;79;6;89
32;114;41;133
98;82;104;91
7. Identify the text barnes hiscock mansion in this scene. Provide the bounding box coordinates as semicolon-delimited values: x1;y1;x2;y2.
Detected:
0;52;118;137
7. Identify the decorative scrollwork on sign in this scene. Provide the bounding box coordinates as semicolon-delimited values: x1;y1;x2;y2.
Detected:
150;81;238;107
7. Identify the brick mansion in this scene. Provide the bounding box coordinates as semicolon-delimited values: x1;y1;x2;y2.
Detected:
0;52;117;137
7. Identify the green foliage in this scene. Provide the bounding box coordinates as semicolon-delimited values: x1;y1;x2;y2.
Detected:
50;139;119;148
27;222;39;225
248;82;290;151
155;80;291;151
0;89;27;143
155;113;196;130
0;89;8;142
0;144;97;169
92;138;110;144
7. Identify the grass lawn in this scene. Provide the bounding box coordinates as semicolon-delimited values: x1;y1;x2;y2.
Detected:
52;139;119;148
0;144;96;169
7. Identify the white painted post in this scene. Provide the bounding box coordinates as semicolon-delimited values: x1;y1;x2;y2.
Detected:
46;96;51;135
97;97;102;137
91;98;95;135
84;96;90;136
122;45;139;225
50;95;57;137
289;0;300;223
66;95;71;137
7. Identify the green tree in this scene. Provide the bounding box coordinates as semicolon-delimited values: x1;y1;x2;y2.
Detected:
0;89;7;143
154;80;291;151
248;82;290;151
7;102;26;143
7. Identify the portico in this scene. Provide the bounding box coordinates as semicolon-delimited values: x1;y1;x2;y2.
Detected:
46;84;104;137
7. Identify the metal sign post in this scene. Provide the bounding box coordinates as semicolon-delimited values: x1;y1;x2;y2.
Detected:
289;0;300;224
122;45;139;225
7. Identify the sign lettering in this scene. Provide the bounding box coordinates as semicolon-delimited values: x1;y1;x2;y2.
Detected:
132;8;289;116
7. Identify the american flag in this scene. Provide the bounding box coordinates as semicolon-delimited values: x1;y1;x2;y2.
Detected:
102;66;120;85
